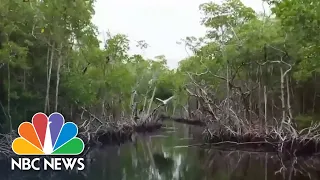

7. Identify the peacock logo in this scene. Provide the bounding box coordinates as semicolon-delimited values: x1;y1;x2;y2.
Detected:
12;112;84;155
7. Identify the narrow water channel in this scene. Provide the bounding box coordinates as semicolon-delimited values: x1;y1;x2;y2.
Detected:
5;122;320;180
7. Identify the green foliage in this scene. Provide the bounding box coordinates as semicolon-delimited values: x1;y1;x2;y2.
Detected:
177;0;320;123
200;0;256;41
1;0;320;132
0;0;176;132
270;0;320;80
295;115;314;129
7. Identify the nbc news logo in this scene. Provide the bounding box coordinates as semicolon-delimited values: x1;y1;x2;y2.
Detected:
11;112;85;171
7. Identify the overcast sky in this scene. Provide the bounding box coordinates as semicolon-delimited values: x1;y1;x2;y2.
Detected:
92;0;270;69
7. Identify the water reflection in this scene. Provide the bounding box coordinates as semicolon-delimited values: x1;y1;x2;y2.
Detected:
4;122;320;180
153;153;174;174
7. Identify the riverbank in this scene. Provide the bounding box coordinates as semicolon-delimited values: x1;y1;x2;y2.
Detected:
201;121;320;157
80;121;163;148
2;121;320;180
0;119;163;159
2;111;320;160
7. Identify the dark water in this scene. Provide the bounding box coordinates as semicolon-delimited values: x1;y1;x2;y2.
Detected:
5;122;320;180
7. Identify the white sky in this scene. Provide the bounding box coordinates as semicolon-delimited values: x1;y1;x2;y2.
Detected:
92;0;270;69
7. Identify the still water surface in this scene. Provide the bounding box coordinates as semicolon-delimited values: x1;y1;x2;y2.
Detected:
5;122;320;180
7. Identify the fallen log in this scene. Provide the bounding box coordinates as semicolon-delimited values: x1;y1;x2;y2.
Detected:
79;122;163;148
203;130;320;157
159;114;206;126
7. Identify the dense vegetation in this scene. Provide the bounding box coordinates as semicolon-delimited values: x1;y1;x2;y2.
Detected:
1;0;320;142
0;0;176;133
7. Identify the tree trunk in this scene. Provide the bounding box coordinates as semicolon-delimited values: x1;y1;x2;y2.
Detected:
286;75;293;122
7;63;12;132
45;43;55;113
226;61;230;123
258;66;263;129
101;100;106;118
23;69;26;119
143;94;147;111
280;67;286;129
147;86;156;115
54;44;62;112
313;74;317;113
264;85;267;133
271;92;274;121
